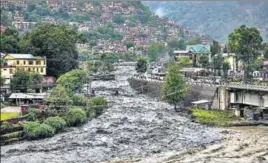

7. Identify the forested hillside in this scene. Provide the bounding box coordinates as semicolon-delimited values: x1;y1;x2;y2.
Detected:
144;1;268;42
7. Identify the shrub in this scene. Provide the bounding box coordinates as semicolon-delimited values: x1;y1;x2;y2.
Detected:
190;108;237;127
71;94;89;106
0;121;12;130
64;107;87;126
23;122;55;140
89;97;108;117
1;131;19;140
26;108;38;121
44;116;66;133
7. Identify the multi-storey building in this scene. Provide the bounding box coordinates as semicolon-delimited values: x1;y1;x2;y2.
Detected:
1;54;47;84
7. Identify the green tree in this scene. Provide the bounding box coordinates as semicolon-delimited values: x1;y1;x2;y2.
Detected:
211;54;224;76
161;63;188;111
199;54;209;69
177;56;190;68
113;14;125;24
46;85;72;113
264;42;268;59
247;56;263;73
71;94;89;106
148;43;165;62
89;96;108;117
20;23;81;77
0;8;12;26
11;70;32;92
185;37;201;45
228;25;263;80
64;107;87;126
56;69;88;94
211;40;221;56
0;28;21;53
124;42;135;49
30;73;44;84
222;61;230;78
167;39;186;50
136;57;148;73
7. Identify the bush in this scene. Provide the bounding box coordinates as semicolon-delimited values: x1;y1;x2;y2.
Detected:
71;94;89;106
23;122;55;140
43;116;66;133
89;97;108;117
27;108;38;121
0;121;12;130
190;108;237;127
64;107;87;126
1;131;19;140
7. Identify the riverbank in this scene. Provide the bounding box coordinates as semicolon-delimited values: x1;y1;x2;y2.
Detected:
103;126;268;163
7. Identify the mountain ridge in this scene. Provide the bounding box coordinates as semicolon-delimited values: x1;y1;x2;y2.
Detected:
143;1;268;42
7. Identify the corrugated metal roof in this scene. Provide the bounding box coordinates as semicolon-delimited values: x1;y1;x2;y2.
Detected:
9;93;48;99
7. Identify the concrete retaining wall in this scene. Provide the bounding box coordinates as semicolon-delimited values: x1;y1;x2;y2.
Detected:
128;77;219;108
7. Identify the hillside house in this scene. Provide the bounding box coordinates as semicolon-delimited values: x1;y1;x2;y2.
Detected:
12;21;36;31
13;11;24;21
186;44;211;66
174;50;194;65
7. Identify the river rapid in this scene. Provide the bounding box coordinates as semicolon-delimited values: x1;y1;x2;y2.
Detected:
1;65;226;163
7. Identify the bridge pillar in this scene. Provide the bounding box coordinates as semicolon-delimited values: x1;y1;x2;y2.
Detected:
218;86;229;110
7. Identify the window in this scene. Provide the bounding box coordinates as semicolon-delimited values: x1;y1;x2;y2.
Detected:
10;69;13;74
29;61;33;65
41;68;43;73
28;68;31;72
36;61;41;65
24;61;26;65
17;60;19;65
3;69;7;71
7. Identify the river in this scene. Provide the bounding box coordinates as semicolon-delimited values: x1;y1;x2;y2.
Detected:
1;65;227;163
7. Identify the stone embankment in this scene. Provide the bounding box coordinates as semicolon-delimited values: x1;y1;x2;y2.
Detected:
128;76;218;108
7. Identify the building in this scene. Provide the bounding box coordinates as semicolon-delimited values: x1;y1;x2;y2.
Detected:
186;44;211;66
174;50;193;65
1;54;47;84
0;24;6;33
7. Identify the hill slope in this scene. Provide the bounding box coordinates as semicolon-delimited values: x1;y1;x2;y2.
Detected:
144;1;268;42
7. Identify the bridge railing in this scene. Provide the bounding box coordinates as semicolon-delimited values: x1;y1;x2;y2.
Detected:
132;75;268;90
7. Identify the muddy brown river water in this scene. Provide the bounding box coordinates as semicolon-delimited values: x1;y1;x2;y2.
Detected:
1;65;267;163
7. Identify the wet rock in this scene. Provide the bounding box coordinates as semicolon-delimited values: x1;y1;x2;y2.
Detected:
96;128;111;134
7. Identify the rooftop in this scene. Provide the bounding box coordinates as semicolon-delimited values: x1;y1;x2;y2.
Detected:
9;93;49;99
8;54;35;59
174;50;191;54
5;54;46;60
191;100;210;104
186;44;211;53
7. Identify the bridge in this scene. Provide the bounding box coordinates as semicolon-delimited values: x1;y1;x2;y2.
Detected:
131;75;268;91
130;75;268;118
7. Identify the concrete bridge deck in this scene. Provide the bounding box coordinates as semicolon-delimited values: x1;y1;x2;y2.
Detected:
131;76;268;92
